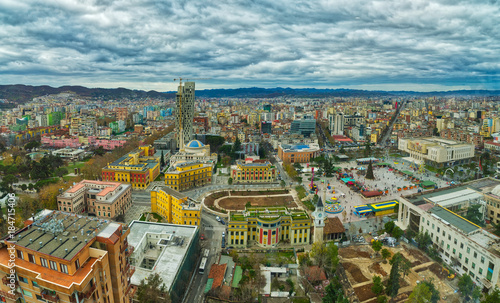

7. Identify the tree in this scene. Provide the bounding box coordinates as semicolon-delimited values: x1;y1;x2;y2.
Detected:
386;253;401;301
136;273;170;303
458;274;481;302
286;278;294;296
408;283;433;303
372;240;382;255
371;275;384;296
465;204;484;227
482;287;500;303
421;280;440;303
160;150;165;168
415;232;432;250
280;180;285;188
384;221;395;234
228;177;233;185
381;249;391;262
366;161;375;180
392;226;403;240
339;145;345;154
377;296;388;303
322;277;349;303
364;141;372;157
231;137;242;160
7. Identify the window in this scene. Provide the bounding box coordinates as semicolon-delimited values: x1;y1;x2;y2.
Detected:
467;247;470;254
460;243;464;249
437;227;440;232
22;290;32;298
18;276;28;283
454;239;457;245
60;264;68;274
481;256;485;264
50;260;58;271
459;253;462;259
465;257;469;264
28;254;36;264
472;262;476;269
474;252;477;258
479;268;483;275
453;248;456;254
32;281;39;288
75;259;80;270
40;258;48;268
17;250;23;260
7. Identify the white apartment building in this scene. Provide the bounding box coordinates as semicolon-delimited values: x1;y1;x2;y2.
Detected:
397;178;500;292
398;137;474;168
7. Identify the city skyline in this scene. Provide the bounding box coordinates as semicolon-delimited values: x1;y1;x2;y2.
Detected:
0;0;499;92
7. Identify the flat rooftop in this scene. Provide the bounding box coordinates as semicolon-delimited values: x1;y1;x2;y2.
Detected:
429;206;479;235
127;221;197;291
12;210;113;261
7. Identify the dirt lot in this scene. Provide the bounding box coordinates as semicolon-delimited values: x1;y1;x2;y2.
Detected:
340;244;457;303
218;195;296;210
204;191;229;208
339;246;371;259
343;262;369;283
230;190;289;196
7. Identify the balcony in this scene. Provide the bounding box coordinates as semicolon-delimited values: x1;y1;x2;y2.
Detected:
69;293;83;303
129;265;135;277
125;245;135;257
84;283;96;299
2;276;18;286
41;290;60;302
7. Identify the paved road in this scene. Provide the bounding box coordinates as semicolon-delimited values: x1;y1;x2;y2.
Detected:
183;210;226;303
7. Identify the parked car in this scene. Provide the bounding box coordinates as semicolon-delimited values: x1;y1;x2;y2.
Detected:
220;220;225;225
216;216;221;222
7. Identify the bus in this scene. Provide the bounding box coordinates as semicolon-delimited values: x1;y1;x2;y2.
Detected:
203;249;209;258
199;257;208;274
221;235;226;248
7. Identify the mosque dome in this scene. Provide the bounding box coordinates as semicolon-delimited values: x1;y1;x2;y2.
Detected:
185;140;205;149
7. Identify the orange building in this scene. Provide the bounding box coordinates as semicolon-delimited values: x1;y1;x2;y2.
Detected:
277;144;321;163
57;180;132;219
0;210;134;303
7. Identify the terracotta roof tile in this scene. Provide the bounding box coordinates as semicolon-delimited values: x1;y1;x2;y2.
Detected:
208;263;227;289
323;217;345;235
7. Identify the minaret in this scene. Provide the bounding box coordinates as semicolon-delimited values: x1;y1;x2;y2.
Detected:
312;194;326;243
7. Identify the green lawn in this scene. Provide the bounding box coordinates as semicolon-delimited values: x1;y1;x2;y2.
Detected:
65;162;86;172
295;186;307;200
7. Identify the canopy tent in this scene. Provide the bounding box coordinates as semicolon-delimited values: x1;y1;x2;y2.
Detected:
361;190;382;198
354;205;373;217
420;180;436;188
374;162;391;167
341;177;356;184
402;170;413;176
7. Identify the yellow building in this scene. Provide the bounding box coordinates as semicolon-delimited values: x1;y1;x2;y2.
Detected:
150;186;201;226
228;207;311;248
231;160;277;184
102;145;160;190
164;161;212;191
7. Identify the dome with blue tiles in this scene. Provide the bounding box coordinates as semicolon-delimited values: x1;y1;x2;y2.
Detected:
186;140;205;148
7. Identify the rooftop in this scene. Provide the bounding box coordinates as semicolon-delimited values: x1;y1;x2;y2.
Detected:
429;206;479;235
10;210;116;261
127;221;197;291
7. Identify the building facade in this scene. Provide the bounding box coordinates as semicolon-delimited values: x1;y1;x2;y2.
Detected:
230;159;277;184
277;143;321;163
0;210;133;303
102;146;160;190
398;137;474;168
176;82;195;148
396;179;500;292
150;186;201;226
169;140;217;166
164;162;212;191
228;207;311;248
57;180;132;219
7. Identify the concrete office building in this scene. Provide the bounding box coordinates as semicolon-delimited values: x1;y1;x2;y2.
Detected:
176;82;195;149
290;119;316;137
330;113;345;136
398;137;474;168
397;178;500;292
127;221;199;303
0;210;133;303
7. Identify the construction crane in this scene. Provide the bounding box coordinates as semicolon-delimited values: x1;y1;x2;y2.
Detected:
173;78;210;149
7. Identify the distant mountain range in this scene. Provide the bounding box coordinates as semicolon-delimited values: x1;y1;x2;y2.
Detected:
0;84;500;104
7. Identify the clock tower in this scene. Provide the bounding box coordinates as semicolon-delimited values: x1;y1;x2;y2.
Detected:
312;196;326;243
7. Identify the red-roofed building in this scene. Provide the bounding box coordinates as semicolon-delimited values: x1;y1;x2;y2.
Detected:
208;263;227;290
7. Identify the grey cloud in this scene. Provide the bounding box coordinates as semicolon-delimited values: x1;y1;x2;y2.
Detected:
0;0;499;90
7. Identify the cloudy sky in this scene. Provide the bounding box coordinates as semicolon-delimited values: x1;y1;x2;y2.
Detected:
0;0;499;92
